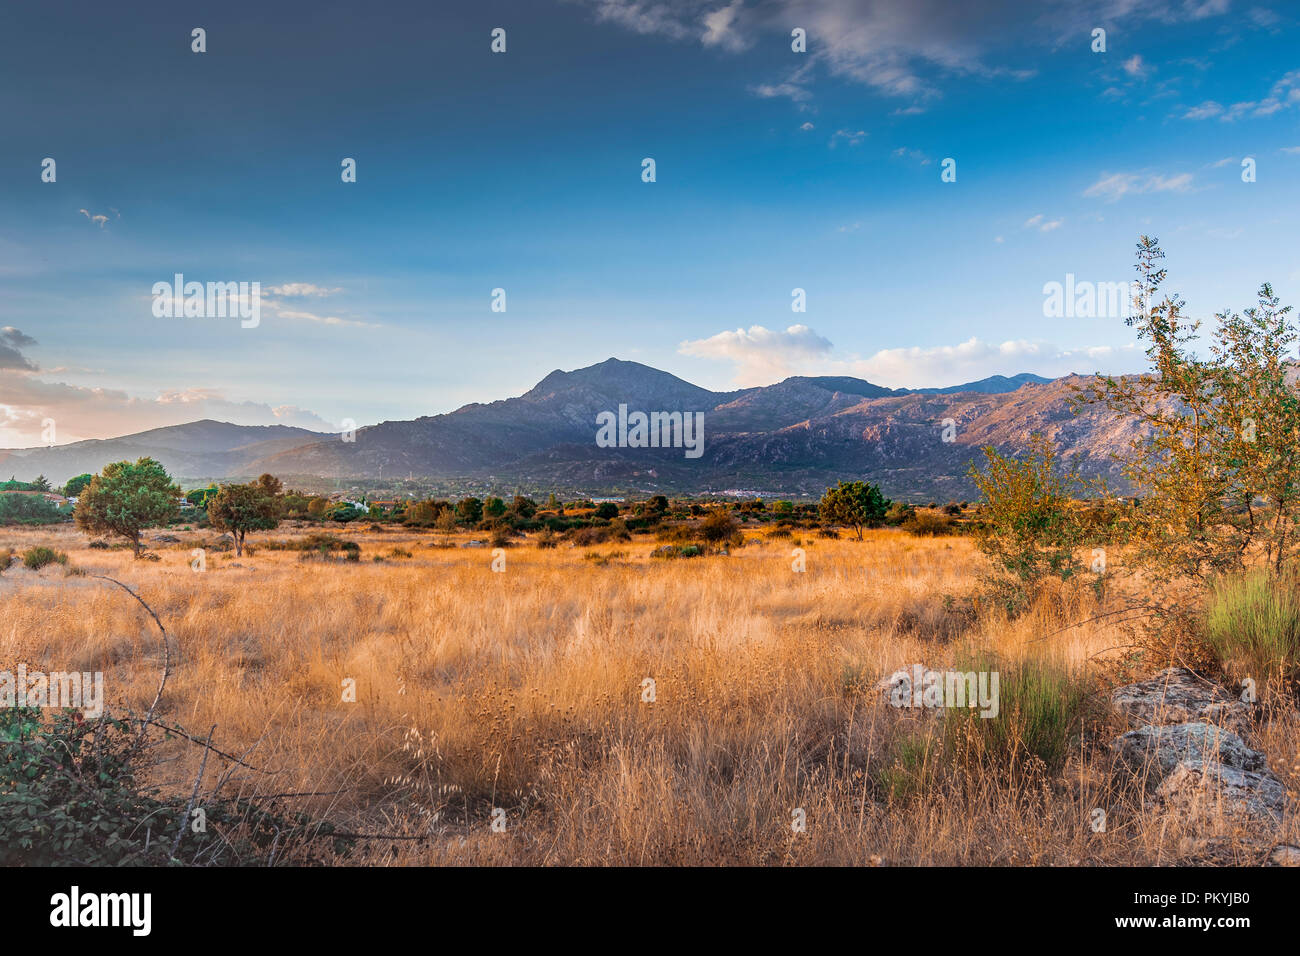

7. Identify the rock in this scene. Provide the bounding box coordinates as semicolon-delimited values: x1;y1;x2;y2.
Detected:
1113;723;1268;783
1111;667;1250;735
462;540;485;548
1268;845;1300;866
873;665;992;713
1110;670;1289;834
1154;758;1286;824
154;533;181;544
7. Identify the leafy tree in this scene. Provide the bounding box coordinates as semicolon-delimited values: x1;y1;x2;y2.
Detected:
74;458;180;556
484;497;507;519
207;482;280;557
405;500;438;527
509;496;538;520
456;497;483;525
544;493;561;512
31;475;51;492
595;502;619;520
772;500;795;516
62;474;93;498
1073;237;1300;584
186;485;218;507
818;480;890;540
256;473;283;495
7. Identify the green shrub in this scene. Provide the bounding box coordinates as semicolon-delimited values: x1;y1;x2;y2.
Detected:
0;493;65;525
944;654;1098;777
22;546;67;570
1205;571;1300;697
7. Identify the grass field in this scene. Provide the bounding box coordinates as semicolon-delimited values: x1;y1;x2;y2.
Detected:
3;521;1297;865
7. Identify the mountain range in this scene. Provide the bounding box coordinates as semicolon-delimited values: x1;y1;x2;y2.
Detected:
0;361;1132;499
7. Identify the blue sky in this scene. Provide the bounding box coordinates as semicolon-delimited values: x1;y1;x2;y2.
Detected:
3;0;1300;443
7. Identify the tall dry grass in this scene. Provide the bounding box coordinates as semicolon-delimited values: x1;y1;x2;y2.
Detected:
1;522;1295;865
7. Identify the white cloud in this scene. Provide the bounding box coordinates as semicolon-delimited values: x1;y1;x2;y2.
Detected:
799;121;815;130
1084;170;1193;203
0;373;335;445
264;283;343;297
1183;100;1224;119
701;0;746;51
892;146;932;165
678;324;833;385
831;128;867;147
1023;214;1063;232
575;0;1041;103
679;324;1138;389
1122;54;1150;79
1182;70;1300;121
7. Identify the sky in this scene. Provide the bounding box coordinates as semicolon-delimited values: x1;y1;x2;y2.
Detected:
3;0;1300;444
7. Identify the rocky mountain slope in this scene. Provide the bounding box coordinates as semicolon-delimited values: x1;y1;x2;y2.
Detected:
2;360;1138;498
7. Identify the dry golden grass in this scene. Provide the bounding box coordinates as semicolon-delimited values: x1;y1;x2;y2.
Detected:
2;521;1296;865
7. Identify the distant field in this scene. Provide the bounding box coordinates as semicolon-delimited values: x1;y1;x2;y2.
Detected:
3;522;1297;865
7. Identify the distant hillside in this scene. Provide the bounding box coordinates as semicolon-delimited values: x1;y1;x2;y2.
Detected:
0;422;330;486
0;361;1122;498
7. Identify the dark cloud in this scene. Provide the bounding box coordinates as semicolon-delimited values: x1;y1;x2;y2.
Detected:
0;328;37;371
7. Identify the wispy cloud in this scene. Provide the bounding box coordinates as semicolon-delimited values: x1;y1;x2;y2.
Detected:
1083;170;1194;203
1023;214;1063;232
892;146;932;166
264;283;343;297
679;323;1138;388
1180;69;1300;120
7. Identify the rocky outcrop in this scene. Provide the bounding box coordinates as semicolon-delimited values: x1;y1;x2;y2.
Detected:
1113;722;1267;779
1111;667;1250;735
1109;668;1288;828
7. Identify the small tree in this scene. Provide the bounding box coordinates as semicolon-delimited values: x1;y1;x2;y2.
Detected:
207;482;280;557
31;475;51;492
509;496;538;520
484;497;507;519
456;497;483;525
818;480;890;540
74;458;180;556
256;473;283;497
968;434;1086;611
62;473;93;498
699;508;740;546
